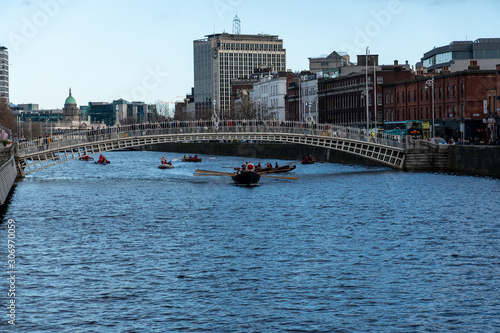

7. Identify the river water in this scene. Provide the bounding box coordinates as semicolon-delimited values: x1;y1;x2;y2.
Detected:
1;150;499;332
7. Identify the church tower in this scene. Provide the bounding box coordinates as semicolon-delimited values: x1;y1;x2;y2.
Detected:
63;88;79;121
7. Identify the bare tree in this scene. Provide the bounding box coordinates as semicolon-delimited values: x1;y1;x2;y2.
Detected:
0;98;16;135
155;100;172;119
234;89;256;119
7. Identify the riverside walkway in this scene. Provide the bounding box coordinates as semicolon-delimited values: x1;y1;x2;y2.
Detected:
15;120;407;176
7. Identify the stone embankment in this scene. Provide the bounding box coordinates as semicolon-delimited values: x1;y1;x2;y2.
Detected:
146;141;500;177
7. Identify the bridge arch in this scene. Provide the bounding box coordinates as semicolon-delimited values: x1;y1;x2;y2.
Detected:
15;121;406;176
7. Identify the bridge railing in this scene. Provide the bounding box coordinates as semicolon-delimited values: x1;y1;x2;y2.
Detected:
16;120;406;156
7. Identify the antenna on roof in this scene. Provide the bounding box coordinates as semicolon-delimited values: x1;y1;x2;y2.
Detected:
232;14;241;34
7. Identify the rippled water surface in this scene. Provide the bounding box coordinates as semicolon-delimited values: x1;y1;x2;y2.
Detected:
1;150;500;332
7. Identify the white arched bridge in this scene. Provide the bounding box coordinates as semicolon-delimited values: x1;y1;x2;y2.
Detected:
15;120;407;176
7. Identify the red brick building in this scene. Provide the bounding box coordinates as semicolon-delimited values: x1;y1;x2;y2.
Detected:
317;61;413;126
285;72;316;122
382;62;498;141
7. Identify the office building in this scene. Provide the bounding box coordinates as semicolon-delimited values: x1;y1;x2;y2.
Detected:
194;32;286;119
0;46;8;101
420;38;500;73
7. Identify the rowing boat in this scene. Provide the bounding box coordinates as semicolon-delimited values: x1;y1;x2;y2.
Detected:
158;164;174;169
258;164;296;174
182;157;202;162
231;171;260;185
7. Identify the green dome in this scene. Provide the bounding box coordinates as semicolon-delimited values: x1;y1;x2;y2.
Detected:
65;88;76;104
65;95;76;104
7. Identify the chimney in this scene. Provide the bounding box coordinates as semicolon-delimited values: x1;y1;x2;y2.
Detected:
468;60;480;70
394;60;399;66
357;55;366;66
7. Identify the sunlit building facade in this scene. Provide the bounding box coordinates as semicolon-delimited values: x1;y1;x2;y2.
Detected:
194;33;286;119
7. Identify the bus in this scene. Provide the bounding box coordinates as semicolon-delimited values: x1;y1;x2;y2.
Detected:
382;120;424;139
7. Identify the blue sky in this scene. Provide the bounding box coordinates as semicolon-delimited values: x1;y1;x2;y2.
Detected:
0;0;499;109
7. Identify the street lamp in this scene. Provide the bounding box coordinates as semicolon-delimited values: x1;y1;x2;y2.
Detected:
425;77;435;138
212;100;217;122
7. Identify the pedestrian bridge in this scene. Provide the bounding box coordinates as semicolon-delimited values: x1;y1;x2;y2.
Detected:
15;120;406;176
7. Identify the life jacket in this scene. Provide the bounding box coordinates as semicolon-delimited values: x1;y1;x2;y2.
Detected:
247;163;254;171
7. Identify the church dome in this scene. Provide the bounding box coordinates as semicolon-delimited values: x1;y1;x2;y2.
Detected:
65;88;76;105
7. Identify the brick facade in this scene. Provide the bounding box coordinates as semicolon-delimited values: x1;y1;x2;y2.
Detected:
317;63;413;126
382;69;497;141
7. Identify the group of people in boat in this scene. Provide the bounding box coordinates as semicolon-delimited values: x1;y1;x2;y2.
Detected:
235;161;282;174
235;161;256;174
184;154;198;160
161;156;173;165
302;155;315;164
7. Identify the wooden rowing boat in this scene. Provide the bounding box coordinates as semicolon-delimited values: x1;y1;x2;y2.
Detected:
231;171;260;185
182;157;202;162
194;169;298;181
258;164;296;174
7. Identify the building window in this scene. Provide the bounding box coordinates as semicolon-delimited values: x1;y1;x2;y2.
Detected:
408;91;411;103
461;84;464;97
397;92;400;103
461;104;465;118
453;85;456;97
385;93;388;105
377;93;382;106
447;86;450;98
390;93;393;104
439;86;442;98
377;76;383;84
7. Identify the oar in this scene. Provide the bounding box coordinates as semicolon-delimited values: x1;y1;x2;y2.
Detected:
195;169;235;176
195;169;233;175
193;174;231;177
260;175;299;180
172;158;182;161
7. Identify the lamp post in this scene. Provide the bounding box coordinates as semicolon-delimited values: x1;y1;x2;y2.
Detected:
365;47;370;132
212;100;217;122
425;77;435;138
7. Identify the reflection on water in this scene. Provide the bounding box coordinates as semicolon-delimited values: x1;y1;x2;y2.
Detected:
1;151;499;332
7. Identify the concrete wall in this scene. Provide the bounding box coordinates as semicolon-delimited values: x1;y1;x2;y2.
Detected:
447;145;500;177
146;142;383;166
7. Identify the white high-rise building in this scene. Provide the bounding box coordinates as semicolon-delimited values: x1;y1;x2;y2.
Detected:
194;32;286;119
0;46;8;101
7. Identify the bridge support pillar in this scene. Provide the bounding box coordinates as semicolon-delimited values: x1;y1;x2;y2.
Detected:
14;157;25;178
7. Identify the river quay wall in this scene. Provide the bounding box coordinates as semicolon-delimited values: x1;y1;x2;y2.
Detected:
447;145;500;177
145;142;500;177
